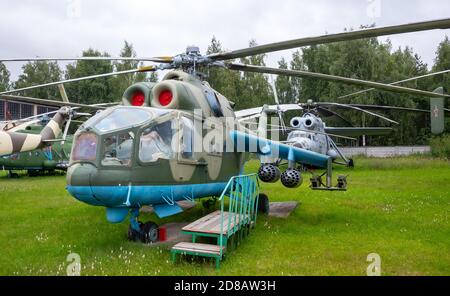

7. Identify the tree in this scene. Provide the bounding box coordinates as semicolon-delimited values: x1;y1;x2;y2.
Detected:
275;57;296;104
111;41;150;99
286;27;432;145
431;36;450;92
204;36;243;107
65;49;114;104
0;62;10;92
431;36;450;132
238;40;272;109
14;61;62;99
148;72;159;83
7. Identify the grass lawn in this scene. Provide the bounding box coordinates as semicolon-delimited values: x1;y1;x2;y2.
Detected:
0;156;449;275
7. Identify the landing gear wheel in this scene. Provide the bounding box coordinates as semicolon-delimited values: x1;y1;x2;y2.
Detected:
202;197;217;210
141;221;159;244
348;158;354;168
127;221;143;241
257;193;270;214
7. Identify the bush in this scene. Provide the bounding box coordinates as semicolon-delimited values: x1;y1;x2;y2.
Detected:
430;134;450;159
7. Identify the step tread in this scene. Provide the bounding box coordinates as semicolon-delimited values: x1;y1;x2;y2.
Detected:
172;242;225;255
182;210;249;235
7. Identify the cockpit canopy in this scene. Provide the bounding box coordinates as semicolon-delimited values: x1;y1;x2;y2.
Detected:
70;106;195;167
81;106;168;133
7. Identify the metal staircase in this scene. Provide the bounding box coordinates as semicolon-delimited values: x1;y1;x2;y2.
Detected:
171;174;260;269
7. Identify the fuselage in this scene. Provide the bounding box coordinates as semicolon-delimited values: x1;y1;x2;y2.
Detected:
66;71;246;212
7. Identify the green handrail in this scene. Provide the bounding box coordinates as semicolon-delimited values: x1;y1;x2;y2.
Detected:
218;174;259;257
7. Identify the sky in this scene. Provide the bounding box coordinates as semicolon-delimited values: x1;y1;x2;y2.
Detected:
0;0;449;81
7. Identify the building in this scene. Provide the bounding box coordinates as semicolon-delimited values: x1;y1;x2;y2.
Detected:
0;99;59;121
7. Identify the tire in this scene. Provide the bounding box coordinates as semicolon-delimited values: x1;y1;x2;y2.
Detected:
348;158;355;168
141;221;159;244
127;221;143;241
257;193;270;214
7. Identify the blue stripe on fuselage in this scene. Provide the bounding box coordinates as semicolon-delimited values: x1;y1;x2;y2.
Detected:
66;182;228;208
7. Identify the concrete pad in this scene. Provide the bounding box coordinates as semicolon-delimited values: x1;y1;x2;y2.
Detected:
268;201;299;218
146;222;191;247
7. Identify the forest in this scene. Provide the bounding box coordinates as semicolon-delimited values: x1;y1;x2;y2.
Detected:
0;31;449;146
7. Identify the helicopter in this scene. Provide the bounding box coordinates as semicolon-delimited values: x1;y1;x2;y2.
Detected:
0;18;449;243
0;125;73;177
0;93;117;176
234;70;448;190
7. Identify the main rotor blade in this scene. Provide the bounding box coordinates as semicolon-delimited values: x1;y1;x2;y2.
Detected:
0;65;157;96
0;56;174;63
209;18;450;60
345;104;430;113
268;127;357;141
339;69;450;99
318;102;398;124
324;127;393;137
315;106;354;126
226;63;450;99
0;95;115;110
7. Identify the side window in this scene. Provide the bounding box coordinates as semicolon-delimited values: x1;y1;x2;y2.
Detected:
139;120;175;162
102;132;133;166
180;116;194;160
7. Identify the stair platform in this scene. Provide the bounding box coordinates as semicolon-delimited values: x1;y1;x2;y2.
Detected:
171;174;260;269
182;210;248;236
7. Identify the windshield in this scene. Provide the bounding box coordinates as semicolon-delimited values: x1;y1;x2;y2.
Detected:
95;108;152;132
72;133;97;161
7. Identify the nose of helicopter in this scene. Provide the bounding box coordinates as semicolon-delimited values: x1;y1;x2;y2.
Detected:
66;163;104;206
292;137;312;150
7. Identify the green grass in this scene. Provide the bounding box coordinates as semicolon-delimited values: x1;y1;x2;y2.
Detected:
0;156;449;275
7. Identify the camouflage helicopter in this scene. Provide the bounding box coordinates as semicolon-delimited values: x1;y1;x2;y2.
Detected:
0;18;449;243
0;124;73;177
0;95;112;176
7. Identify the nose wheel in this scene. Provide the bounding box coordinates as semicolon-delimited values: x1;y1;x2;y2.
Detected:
127;221;159;243
127;208;159;243
141;222;159;244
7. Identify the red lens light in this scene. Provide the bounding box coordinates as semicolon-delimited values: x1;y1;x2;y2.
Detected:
159;90;172;106
131;91;145;106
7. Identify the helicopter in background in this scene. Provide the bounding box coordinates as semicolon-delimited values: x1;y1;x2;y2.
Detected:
0;18;449;243
234;71;448;190
0;124;73;177
0;94;116;176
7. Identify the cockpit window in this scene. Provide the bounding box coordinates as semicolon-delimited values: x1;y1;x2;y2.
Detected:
139;120;175;162
95;108;152;132
72;133;97;161
101;132;134;166
180;116;194;160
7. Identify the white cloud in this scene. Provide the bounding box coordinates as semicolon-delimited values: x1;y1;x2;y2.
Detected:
0;0;449;80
